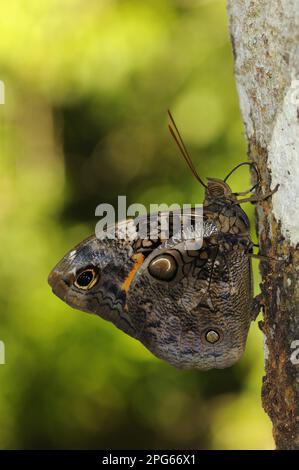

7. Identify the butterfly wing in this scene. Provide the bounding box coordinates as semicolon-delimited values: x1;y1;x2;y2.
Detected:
126;230;252;370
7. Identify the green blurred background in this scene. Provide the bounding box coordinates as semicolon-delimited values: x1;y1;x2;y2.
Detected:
0;0;273;449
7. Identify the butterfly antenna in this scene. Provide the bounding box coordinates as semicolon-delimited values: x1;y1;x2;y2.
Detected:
168;110;207;189
224;161;261;195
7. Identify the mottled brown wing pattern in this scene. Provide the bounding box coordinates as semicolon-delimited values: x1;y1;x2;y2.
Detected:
48;180;258;370
126;228;253;370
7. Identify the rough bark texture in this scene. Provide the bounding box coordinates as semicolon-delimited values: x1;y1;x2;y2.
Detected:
227;0;299;450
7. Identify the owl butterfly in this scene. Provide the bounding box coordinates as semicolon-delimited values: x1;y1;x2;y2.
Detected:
48;112;278;370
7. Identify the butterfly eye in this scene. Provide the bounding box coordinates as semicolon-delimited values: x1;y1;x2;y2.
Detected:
74;267;99;290
148;254;178;281
205;330;220;344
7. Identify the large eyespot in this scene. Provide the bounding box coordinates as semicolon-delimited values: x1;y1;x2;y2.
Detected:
148;254;178;281
205;329;220;344
74;267;99;290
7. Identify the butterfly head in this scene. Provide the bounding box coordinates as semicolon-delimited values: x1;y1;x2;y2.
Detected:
204;178;237;204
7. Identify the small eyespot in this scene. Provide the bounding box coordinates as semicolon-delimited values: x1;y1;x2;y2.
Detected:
74;267;99;290
205;330;220;344
148;254;178;281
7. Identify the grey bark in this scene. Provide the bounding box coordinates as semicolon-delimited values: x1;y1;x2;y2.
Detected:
227;0;299;449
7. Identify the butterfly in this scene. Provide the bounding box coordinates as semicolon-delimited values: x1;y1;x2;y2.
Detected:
48;112;278;370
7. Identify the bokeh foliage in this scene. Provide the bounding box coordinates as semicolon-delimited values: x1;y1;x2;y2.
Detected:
0;0;273;449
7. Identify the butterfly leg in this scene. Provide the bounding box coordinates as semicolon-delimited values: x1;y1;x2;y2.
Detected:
251;293;264;321
236;184;279;204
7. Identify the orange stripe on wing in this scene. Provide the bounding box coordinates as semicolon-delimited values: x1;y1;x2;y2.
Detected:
121;253;145;294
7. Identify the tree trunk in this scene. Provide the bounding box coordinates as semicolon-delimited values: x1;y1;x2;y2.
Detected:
227;0;299;450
